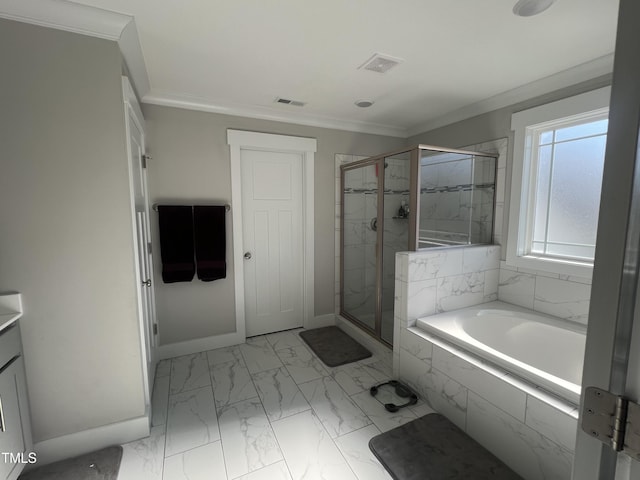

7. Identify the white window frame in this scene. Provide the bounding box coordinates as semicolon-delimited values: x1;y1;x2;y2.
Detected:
507;86;611;278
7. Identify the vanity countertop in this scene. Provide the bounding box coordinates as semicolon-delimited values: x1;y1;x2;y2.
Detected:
0;293;23;333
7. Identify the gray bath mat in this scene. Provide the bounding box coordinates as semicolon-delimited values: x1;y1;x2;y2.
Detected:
19;446;122;480
299;326;371;367
369;413;522;480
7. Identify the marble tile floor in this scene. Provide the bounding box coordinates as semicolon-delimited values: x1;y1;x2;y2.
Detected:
118;329;432;480
117;327;433;480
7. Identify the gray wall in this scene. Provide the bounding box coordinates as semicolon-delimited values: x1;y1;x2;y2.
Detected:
0;20;146;442
143;104;404;345
407;75;612;253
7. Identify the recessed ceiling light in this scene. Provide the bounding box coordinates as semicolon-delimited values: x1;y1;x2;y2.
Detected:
513;0;555;16
355;100;374;108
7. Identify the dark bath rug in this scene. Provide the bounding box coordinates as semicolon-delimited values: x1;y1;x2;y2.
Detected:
19;446;122;480
369;413;522;480
299;326;372;367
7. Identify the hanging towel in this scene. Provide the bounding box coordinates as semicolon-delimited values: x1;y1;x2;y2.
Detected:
158;206;195;283
193;205;226;281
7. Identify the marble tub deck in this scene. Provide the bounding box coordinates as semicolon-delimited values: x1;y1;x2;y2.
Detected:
117;328;432;480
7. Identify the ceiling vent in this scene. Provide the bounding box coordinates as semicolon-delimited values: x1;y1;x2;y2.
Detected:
275;97;306;107
358;53;403;74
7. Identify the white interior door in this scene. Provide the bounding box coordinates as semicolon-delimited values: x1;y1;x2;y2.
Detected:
573;1;640;478
124;80;157;408
241;148;304;336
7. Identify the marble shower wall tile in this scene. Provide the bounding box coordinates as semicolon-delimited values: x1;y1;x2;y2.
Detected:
298;376;371;438
169;352;211;394
251;367;310;422
165;386;219;457
218;397;283;479
467;393;573;480
462;138;508;244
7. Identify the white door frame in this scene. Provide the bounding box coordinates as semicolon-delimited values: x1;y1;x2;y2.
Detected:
573;1;640;477
123;76;153;418
228;130;316;339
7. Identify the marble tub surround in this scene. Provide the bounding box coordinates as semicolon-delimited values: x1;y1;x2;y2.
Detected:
398;329;577;480
498;261;591;325
393;244;501;376
117;327;396;480
394;243;579;479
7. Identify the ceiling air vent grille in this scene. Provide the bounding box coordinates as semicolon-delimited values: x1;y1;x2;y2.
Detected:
358;53;403;74
275;97;306;107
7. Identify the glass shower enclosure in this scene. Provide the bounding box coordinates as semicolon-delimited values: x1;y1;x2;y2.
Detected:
340;145;497;346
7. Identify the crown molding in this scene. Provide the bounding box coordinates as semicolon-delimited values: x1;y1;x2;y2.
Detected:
406;53;615;138
0;0;150;98
143;91;409;138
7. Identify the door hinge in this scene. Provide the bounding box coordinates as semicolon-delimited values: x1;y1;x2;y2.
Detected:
141;154;151;168
148;242;152;254
153;324;158;335
582;386;640;460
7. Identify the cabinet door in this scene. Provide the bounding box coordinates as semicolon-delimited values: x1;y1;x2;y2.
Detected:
0;357;27;480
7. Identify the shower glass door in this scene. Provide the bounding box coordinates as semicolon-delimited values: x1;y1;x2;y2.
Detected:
341;161;379;333
380;151;412;344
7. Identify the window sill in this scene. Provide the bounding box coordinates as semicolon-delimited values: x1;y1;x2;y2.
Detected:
504;252;593;279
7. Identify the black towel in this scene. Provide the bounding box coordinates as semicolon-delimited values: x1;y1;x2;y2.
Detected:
193;205;226;281
157;206;195;283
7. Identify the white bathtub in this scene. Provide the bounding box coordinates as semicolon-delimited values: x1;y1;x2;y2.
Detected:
416;301;586;403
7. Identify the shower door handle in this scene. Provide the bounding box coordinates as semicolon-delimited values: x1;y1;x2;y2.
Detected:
244;252;252;260
370;217;378;232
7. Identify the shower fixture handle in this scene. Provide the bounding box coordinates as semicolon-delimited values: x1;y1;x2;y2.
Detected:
244;252;252;260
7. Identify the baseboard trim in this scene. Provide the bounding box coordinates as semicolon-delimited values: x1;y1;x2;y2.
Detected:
157;331;245;360
306;314;336;329
32;414;149;467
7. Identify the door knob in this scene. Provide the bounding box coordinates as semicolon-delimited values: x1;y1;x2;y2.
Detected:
142;279;152;287
244;252;252;260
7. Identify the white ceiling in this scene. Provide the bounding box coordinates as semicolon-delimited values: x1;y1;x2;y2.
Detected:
11;0;622;137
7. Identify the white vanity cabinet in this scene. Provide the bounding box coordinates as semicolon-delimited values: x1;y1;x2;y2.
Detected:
0;295;32;480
